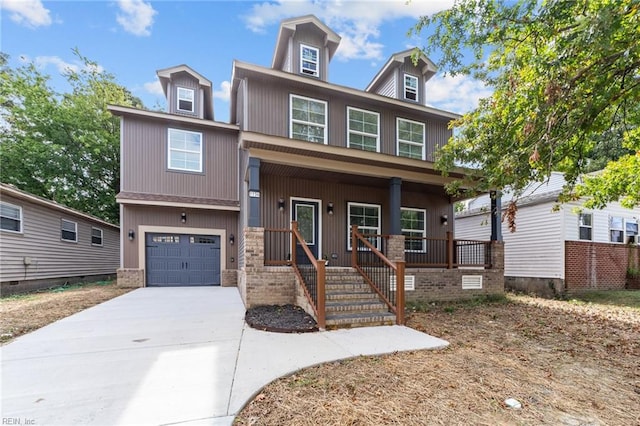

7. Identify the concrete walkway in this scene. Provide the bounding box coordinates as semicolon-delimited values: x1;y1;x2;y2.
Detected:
1;287;448;425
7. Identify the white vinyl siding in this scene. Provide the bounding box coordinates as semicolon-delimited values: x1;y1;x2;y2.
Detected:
347;107;379;152
578;213;592;240
348;202;381;250
91;227;103;246
396;118;425;160
404;74;418;101
168;128;203;172
176;87;194;112
1;201;22;233
300;44;319;77
61;219;78;242
290;95;327;144
401;207;426;251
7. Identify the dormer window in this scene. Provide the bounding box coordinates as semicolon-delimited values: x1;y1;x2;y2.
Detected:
404;74;418;101
300;45;319;77
177;87;194;112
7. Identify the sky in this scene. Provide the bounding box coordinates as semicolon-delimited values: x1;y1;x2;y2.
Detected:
1;0;492;123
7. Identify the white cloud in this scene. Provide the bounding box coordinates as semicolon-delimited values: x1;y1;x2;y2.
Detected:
116;0;157;36
425;74;493;114
242;0;455;61
143;80;164;96
212;81;231;102
2;0;52;28
28;55;104;74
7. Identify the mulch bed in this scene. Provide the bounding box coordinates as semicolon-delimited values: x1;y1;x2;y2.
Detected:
245;304;318;333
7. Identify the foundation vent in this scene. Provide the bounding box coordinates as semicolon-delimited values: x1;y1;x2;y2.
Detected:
462;275;483;289
390;275;415;291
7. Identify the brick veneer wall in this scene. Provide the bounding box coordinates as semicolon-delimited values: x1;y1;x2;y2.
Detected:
117;268;144;288
565;241;638;293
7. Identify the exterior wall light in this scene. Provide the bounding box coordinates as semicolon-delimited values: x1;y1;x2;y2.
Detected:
128;229;135;240
327;202;334;215
229;234;235;245
278;198;285;212
440;214;448;226
181;212;187;223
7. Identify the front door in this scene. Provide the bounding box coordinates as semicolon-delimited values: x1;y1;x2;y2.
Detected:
292;199;320;260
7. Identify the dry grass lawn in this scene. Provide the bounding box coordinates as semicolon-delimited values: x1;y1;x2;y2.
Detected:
0;281;132;344
235;293;640;426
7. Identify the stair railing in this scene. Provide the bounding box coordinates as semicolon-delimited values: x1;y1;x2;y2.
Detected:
351;225;405;325
290;221;326;329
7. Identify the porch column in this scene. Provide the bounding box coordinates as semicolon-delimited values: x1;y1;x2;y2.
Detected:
389;177;402;235
490;190;502;241
248;157;261;227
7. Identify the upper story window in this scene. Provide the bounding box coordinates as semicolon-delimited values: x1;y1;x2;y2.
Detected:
348;202;381;250
397;118;425;160
61;219;77;242
1;201;22;233
404;74;418;101
177;87;194;112
91;227;103;246
347;107;379;152
401;208;426;251
290;95;327;144
300;44;319;77
168;128;203;172
578;213;592;240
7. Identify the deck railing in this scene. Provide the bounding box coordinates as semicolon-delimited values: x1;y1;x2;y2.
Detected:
405;232;492;268
351;225;404;325
290;222;326;329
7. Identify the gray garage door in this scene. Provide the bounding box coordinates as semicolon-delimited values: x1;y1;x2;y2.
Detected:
145;233;221;286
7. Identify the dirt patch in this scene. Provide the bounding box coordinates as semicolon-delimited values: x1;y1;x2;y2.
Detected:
0;281;132;344
246;304;318;333
235;294;640;425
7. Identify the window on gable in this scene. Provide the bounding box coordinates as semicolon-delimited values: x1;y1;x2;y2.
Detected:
404;74;418;101
347;107;379;152
300;45;319;77
348;202;381;250
401;208;426;251
290;95;327;144
168;128;203;172
91;227;103;246
177;87;194;112
397;118;425;160
0;202;22;233
578;213;592;241
61;219;77;242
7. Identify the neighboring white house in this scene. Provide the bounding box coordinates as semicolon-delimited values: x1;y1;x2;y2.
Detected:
455;172;639;295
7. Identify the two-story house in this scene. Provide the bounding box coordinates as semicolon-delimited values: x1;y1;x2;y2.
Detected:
110;15;504;328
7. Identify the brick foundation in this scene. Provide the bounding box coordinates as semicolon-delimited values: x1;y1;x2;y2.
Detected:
221;269;237;287
405;268;504;302
117;268;144;288
505;276;565;298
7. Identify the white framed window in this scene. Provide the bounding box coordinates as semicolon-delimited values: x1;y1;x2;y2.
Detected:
91;227;103;246
610;216;624;243
625;219;638;244
177;87;194;112
61;219;77;242
290;95;327;144
0;201;22;233
401;208;426;251
578;213;592;241
168;128;203;172
300;44;319;77
347;107;379;152
397;118;425;160
404;74;418;101
348;202;381;250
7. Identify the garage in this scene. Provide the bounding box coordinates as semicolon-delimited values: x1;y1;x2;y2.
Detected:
145;233;221;286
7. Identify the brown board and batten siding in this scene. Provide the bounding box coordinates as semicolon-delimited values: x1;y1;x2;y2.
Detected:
121;205;238;270
120;116;238;201
0;192;119;287
290;23;329;80
168;73;201;118
259;172;452;266
244;75;452;160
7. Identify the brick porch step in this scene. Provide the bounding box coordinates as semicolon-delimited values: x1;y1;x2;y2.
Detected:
325;300;388;313
325;291;380;301
325;311;396;329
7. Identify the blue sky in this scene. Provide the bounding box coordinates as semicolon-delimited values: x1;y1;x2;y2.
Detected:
1;0;490;123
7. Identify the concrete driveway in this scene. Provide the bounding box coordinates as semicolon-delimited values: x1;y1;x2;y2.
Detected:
1;287;447;425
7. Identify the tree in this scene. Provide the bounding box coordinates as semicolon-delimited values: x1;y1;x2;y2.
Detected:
412;0;640;220
0;50;143;223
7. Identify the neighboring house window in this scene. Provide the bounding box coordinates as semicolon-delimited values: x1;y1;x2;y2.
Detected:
404;74;418;101
397;118;425;160
348;202;381;250
0;201;22;233
168;128;203;172
610;216;624;243
300;44;319;77
61;219;77;242
91;227;103;246
290;95;327;144
401;208;426;251
625;219;639;244
578;213;592;241
177;87;194;112
347;107;379;152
